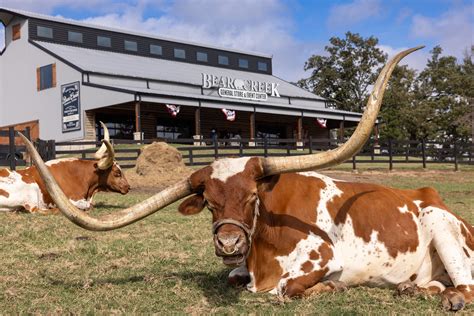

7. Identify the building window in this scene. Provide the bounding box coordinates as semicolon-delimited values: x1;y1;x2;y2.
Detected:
37;26;53;39
258;61;268;72
196;51;208;62
218;55;229;65
239;58;249;69
156;122;191;140
124;40;137;52
97;36;111;47
150;44;162;55
36;63;56;91
174;48;186;59
12;24;21;41
68;31;83;43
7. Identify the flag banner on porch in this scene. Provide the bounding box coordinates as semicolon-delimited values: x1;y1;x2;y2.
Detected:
316;118;327;128
222;109;236;121
166;104;180;117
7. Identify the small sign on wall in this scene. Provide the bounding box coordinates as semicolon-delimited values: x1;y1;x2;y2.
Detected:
61;81;81;132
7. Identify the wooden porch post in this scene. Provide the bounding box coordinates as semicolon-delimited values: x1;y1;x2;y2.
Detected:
339;117;345;142
135;100;141;133
195;107;201;136
249;108;256;146
296;115;303;151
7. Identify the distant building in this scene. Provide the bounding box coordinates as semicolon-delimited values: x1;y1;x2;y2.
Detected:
0;7;361;143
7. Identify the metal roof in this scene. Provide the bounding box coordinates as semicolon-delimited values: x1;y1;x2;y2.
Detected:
0;7;272;58
35;41;326;100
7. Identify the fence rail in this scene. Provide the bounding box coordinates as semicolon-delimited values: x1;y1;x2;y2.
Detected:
2;136;473;171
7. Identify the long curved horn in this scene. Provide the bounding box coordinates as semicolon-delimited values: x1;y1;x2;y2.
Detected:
262;46;424;176
19;133;192;231
94;121;110;160
97;139;115;170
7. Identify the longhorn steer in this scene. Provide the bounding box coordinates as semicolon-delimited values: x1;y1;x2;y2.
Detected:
1;123;130;213
21;47;474;311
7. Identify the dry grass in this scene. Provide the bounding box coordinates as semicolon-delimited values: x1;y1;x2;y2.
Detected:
0;170;473;314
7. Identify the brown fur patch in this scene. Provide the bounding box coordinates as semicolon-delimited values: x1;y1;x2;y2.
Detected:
309;250;320;260
0;188;9;197
301;261;314;273
0;168;10;177
328;182;420;258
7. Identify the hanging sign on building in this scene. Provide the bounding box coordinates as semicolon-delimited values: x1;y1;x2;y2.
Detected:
166;104;181;117
222;108;236;121
61;81;81;132
316;118;327;128
202;73;280;102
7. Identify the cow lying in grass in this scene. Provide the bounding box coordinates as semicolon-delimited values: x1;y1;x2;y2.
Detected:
21;47;474;311
0;123;129;213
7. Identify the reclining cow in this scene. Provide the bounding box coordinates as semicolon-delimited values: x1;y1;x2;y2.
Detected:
21;47;474;311
1;123;129;213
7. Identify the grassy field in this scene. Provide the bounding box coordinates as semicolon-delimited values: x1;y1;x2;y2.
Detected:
1;170;473;314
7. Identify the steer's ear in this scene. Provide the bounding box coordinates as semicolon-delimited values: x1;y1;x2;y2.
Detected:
178;194;206;215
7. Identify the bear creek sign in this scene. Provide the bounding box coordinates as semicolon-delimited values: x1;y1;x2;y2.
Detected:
202;73;280;102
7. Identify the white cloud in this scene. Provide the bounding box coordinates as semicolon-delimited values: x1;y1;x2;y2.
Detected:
0;0;122;14
78;0;319;81
410;3;473;61
327;0;382;28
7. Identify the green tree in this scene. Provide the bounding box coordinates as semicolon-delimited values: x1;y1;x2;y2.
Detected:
298;32;387;113
378;65;417;140
415;46;472;142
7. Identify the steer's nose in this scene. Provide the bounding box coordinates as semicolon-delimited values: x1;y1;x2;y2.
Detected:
215;234;242;255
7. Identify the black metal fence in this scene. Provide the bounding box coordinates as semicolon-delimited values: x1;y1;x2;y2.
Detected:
0;127;31;170
2;136;473;171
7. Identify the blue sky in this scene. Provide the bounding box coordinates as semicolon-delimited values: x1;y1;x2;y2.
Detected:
1;0;472;81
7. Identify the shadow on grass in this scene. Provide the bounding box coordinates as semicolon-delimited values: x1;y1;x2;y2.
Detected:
169;269;243;307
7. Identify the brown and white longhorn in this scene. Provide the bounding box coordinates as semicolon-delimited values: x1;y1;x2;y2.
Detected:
22;47;474;311
1;122;129;213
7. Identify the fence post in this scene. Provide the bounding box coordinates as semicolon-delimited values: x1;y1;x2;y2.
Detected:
263;137;268;158
214;135;218;160
188;148;194;166
388;139;393;171
239;140;243;157
49;140;56;160
8;127;16;171
454;142;458;171
421;139;426;169
405;142;409;161
352;155;357;171
309;136;313;154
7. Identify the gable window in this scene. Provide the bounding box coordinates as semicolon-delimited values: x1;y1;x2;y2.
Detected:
124;40;137;52
36;63;56;91
218;55;229;65
37;26;53;39
196;51;208;62
150;44;162;55
97;36;111;47
258;61;268;72
68;31;83;43
12;24;21;41
239;58;249;69
174;48;186;59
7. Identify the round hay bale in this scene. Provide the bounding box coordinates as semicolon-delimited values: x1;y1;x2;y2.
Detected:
125;142;193;190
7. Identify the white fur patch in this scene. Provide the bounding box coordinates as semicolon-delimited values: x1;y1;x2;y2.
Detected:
70;198;92;210
210;157;251;182
0;170;46;211
45;158;79;166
